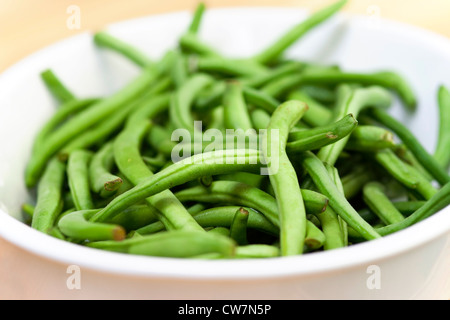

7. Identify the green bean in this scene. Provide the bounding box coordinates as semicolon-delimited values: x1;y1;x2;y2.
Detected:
368;108;450;185
194;56;269;78
317;85;392;165
229;207;250;245
394;144;433;181
87;230;236;258
326;163;348;246
340;163;374;199
58;209;125;241
376;182;450;236
194;81;226;110
241;61;306;88
93;31;152;67
301;85;337;104
223;81;253;131
31;157;66;234
251;109;271;130
234;245;280;259
189;206;278;236
25;66;159;187
147;124;176;157
304;220;326;251
32;98;99;152
253;0;348;65
89;149;262;223
362;182;405;225
67;149;94;210
187;2;206;34
243;86;280;113
22;203;35;218
261;70;415;109
374;149;438;200
114;118;204;232
88;142;123;198
170;50;189;88
315;206;345;250
345;125;395;152
392;201;426;215
262;100;309;255
174;180;329;223
169;73;214;132
208;227;230;237
288;90;333;127
110;204;160;232
207;105;225;131
179;33;221;58
299;151;381;240
434;86;450;169
40;69;76;103
286;114;358;154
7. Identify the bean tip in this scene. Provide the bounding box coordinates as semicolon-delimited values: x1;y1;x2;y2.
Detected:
104;178;123;192
113;226;126;241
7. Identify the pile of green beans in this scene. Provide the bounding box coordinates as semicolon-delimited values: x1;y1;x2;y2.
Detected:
23;1;450;260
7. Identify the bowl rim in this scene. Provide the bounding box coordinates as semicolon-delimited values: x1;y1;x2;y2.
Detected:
0;6;449;280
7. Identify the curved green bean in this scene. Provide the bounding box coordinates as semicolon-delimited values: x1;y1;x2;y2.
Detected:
67;149;94;210
40;69;76;103
434;86;450;169
31;157;66;234
262;100;309;255
368;107;450;186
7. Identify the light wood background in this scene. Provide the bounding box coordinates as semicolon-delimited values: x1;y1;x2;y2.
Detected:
0;0;449;300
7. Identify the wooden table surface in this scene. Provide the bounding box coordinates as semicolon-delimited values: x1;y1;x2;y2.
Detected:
0;0;449;300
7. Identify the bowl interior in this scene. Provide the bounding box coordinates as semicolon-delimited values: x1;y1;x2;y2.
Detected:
0;7;449;277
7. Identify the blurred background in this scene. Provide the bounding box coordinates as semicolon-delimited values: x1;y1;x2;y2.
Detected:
1;0;450;73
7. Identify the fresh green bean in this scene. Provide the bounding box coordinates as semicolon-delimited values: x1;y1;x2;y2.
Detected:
32;98;99;152
241;61;306;88
87;230;236;258
376;182;450;236
315;206;345;250
374;149;438;200
434;86;450;169
326;163;348;246
299;151;381;240
170;50;189;88
362;182;405;225
174;180;329;223
93;31;152;67
345;125;395;152
25;66;159;187
288;90;333;127
262;100;309;255
67;149;94;210
253;0;348;65
317;85;392;165
229;207;250;245
242;86;280;113
286;114;358;154
40;69;76;103
251;108;271;130
114;119;204;232
89;142;123;198
58;209;126;241
31;157;66;234
340;163;374;199
234;245;280;259
368;108;450;185
262;70;415;110
223;81;253;131
304;220;326;251
187;2;206;34
89;149;262;223
169;73;214;132
22;203;35;218
195;56;269;78
179;33;221;58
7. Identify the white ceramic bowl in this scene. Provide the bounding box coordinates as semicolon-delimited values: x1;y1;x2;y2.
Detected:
0;7;449;300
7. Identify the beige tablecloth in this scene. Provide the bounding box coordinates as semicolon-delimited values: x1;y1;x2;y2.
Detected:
0;0;449;300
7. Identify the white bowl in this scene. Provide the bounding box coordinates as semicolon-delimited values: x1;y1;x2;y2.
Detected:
0;7;449;300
